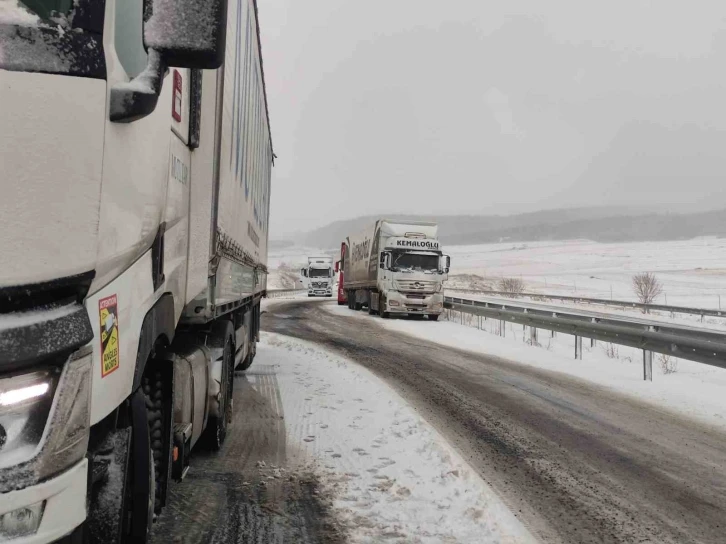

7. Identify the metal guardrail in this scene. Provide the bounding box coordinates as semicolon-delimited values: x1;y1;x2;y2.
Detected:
448;288;726;319
444;296;726;380
266;288;307;299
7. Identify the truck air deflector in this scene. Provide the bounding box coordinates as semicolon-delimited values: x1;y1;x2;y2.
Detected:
0;303;93;370
0;271;95;369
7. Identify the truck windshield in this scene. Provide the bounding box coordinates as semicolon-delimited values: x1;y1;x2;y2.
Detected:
19;0;73;19
391;252;439;273
309;268;330;278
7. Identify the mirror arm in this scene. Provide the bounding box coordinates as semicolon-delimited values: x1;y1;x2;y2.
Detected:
110;49;168;123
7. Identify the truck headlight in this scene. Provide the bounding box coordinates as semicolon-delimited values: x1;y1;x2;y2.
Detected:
0;369;59;469
0;501;45;539
389;300;400;307
0;348;91;491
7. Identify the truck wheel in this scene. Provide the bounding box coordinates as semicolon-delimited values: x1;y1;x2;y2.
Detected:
428;314;440;321
122;390;157;543
202;321;234;451
338;300;345;306
380;311;390;319
237;337;256;371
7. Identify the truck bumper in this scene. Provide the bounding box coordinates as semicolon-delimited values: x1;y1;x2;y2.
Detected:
385;292;444;314
308;289;332;296
0;459;87;544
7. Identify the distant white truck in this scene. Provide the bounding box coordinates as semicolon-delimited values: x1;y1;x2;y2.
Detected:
301;257;334;297
341;220;450;319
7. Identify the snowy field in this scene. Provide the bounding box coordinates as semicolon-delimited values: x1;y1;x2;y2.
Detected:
324;303;726;433
269;237;726;309
256;321;535;543
447;237;726;309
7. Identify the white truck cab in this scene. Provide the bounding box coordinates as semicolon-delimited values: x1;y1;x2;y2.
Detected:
0;0;273;541
300;257;334;297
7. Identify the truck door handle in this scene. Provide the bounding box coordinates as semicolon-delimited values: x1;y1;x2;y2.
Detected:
110;50;168;123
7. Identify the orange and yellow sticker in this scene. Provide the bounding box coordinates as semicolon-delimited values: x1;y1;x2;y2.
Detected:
99;294;120;377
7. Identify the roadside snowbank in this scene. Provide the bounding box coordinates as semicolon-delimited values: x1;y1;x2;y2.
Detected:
324;303;726;432
257;332;535;543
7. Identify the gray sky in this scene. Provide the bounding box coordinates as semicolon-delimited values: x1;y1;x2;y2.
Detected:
258;0;726;239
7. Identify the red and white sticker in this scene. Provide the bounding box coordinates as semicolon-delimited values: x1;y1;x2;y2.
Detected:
172;70;182;122
99;294;120;377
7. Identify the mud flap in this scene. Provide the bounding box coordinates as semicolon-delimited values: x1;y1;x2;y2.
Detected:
86;428;132;543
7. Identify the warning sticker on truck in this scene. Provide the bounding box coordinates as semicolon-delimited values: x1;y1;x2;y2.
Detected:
99;294;120;377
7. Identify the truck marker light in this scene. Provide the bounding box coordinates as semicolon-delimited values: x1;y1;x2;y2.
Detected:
0;383;49;407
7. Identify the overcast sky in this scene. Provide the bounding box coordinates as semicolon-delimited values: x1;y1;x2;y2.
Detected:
258;0;726;239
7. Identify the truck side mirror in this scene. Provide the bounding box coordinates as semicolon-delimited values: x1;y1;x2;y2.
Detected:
144;0;229;69
300;268;307;277
442;255;451;274
335;261;339;273
379;252;387;269
111;0;228;123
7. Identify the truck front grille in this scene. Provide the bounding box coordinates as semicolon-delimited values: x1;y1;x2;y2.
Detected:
396;280;436;293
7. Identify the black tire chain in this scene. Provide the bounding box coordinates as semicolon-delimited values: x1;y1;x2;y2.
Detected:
142;371;164;514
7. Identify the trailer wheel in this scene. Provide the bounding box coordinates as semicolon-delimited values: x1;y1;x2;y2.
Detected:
237;336;256;371
368;304;376;315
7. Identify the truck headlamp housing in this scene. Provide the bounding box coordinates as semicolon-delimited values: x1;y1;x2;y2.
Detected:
0;501;45;539
0;348;92;492
0;369;58;470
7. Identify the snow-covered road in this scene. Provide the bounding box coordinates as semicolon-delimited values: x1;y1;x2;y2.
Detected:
264;299;726;544
151;300;533;543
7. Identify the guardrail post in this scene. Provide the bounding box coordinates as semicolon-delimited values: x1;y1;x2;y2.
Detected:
591;319;597;347
643;350;653;381
530;326;538;344
575;336;583;360
500;320;506;337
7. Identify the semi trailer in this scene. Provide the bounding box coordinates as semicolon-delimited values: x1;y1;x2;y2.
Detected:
300;256;334;297
0;0;272;542
341;220;450;319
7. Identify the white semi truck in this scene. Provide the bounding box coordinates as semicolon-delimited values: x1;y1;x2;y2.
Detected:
300;256;334;297
341;220;450;319
0;0;272;542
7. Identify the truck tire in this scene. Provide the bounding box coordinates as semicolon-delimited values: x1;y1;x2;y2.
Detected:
202;321;234;451
237;337;256;371
122;389;157;544
380;311;389;319
428;314;440;321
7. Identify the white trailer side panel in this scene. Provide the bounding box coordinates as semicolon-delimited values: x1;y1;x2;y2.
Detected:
217;0;272;287
345;221;379;288
186;69;219;307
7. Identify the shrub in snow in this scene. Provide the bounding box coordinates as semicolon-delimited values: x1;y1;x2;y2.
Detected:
632;272;663;311
659;354;678;375
498;277;526;297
